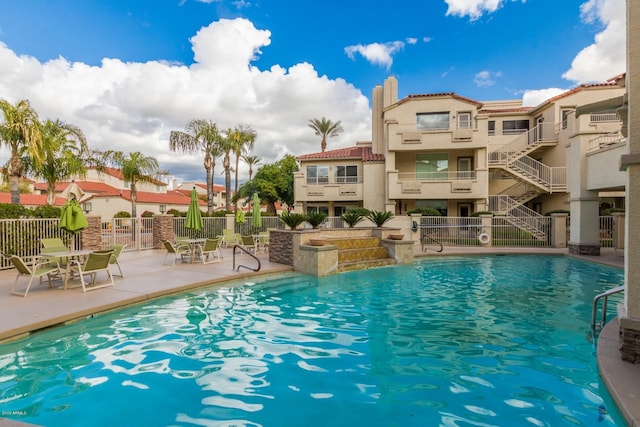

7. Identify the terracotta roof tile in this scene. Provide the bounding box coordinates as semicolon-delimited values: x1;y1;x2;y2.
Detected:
0;193;66;206
297;145;384;162
399;92;483;107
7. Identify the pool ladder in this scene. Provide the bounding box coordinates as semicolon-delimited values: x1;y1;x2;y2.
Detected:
232;245;261;272
590;285;624;338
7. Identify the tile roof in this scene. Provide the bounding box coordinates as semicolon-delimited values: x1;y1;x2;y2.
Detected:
399;92;483;107
297;145;385;162
0;193;67;206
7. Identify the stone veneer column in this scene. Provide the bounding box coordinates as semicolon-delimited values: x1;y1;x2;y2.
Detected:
80;215;102;250
153;214;175;248
617;0;640;363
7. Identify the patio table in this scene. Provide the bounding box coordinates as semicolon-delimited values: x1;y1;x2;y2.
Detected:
42;249;93;289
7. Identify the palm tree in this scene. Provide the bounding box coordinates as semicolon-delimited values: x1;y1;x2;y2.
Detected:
102;151;159;219
24;119;89;205
169;119;223;214
242;154;261;181
0;99;43;205
220;130;236;210
228;124;257;196
308;117;343;152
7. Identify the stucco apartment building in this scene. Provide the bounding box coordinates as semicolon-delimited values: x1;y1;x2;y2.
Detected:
294;75;626;252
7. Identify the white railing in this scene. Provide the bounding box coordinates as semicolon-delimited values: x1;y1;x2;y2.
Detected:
101;218;155;250
306;176;362;185
590;113;619;123
489;196;547;239
588;132;626;151
490;122;557;164
398;171;476;181
508;156;567;192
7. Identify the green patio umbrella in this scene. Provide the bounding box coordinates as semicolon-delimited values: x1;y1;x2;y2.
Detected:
185;187;203;237
236;207;245;224
59;198;88;233
252;192;262;230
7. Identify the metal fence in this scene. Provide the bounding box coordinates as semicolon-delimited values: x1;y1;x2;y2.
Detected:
0;215;620;270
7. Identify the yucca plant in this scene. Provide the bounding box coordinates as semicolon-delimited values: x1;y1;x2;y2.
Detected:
367;210;394;227
341;210;366;228
306;211;328;229
279;210;307;230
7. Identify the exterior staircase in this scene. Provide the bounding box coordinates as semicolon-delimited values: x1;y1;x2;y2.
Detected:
488;122;566;240
325;236;396;272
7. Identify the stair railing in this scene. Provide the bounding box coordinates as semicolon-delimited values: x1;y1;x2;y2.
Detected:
233;245;261;272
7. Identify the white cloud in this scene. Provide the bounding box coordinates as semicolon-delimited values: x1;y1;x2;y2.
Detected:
474;70;502;87
444;0;524;21
521;88;566;107
562;0;626;83
0;18;371;183
344;41;405;69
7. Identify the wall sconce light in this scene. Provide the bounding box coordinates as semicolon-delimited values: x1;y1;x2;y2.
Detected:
82;202;92;213
159;204;166;214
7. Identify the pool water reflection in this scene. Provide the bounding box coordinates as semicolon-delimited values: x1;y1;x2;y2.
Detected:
0;255;626;426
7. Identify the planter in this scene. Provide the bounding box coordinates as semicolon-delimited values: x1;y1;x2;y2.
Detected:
309;238;327;246
389;234;404;240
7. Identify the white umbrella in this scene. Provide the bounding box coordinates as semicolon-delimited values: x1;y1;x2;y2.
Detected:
61;181;85;202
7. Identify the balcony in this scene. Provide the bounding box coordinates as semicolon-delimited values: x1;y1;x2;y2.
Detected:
388;170;488;200
387;124;483;151
294;175;364;201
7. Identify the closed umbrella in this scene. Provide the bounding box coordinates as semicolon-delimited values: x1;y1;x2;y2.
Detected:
252;192;262;230
236;207;245;224
185;187;203;237
59;197;88;250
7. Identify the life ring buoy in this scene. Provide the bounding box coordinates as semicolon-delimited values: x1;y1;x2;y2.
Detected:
478;233;490;244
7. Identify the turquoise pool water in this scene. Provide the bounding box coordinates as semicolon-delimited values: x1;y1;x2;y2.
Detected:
0;255;626;426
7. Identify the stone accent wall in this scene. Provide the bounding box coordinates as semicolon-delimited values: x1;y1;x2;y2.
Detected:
80;215;102;250
568;243;601;256
619;326;640;363
153;215;176;248
269;229;294;265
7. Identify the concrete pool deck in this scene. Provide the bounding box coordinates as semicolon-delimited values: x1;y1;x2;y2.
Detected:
0;245;636;427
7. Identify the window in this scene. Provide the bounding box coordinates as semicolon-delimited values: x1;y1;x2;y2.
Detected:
306;166;329;185
335;165;358;183
502;120;529;135
561;109;572;130
416;153;448;180
417;112;450;131
457;112;472;129
457;157;474;179
488;120;495;136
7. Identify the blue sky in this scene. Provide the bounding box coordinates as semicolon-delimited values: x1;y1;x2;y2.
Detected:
0;0;626;183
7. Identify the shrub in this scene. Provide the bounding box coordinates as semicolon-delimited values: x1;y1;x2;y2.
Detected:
280;210;307;230
470;211;493;217
114;211;131;218
544;209;570;216
407;207;441;216
306;212;328;229
341;210;366;228
366;210;394;227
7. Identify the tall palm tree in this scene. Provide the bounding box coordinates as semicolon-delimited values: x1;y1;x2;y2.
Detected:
220;130;236;210
228;124;257;196
242;154;261;181
169;119;223;214
0;99;43;205
24;119;89;205
102;151;159;219
308;117;343;152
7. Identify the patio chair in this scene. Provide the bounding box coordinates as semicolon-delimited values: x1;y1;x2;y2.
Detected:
41;238;69;265
239;235;258;254
258;232;270;252
94;244;126;277
68;250;115;292
4;254;62;297
219;229;238;247
195;238;222;264
162;240;191;265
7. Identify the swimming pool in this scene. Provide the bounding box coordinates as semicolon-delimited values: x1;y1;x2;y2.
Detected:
0;255;626;426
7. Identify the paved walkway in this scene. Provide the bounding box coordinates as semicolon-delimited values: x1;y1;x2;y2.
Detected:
0;245;636;427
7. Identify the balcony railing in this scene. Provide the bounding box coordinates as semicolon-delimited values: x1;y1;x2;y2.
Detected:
398;171;476;181
306;176;361;185
590;113;619;123
588;132;625;151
